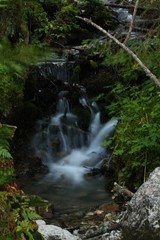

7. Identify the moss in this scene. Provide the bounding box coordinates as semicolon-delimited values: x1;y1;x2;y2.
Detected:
32;231;44;240
71;64;81;82
89;59;98;69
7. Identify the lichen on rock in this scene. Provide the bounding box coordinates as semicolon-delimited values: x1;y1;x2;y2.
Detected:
121;167;160;240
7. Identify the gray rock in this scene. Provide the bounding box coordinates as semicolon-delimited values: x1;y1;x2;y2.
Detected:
102;230;122;240
121;167;160;240
36;220;81;240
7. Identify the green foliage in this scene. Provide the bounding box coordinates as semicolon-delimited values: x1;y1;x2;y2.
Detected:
0;40;24;118
0;0;115;45
82;38;112;58
106;82;160;189
0;39;41;119
0;159;14;186
137;37;160;78
0;125;13;154
0;0;54;46
83;35;160;85
77;0;113;28
95;35;160;189
0;146;12;159
0;192;45;239
45;0;115;44
0;124;15;185
50;2;80;41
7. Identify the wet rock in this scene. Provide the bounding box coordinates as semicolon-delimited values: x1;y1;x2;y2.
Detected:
121;167;160;240
75;218;122;240
36;220;81;240
71;206;122;240
101;230;122;240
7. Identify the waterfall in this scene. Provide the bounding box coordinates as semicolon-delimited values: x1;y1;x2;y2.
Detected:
33;90;118;184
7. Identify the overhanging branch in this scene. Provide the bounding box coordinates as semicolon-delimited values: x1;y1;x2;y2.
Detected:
76;16;160;88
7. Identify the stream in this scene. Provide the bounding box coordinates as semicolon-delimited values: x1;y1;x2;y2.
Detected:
17;1;135;220
12;2;158;239
18;51;118;219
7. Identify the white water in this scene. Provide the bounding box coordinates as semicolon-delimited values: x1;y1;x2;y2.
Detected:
33;92;118;184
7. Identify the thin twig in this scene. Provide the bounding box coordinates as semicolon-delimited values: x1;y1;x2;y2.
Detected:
124;0;139;45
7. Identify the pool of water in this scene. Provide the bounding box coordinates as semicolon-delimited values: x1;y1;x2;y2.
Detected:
20;173;113;215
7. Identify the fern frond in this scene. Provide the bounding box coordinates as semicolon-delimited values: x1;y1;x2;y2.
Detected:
0;146;12;159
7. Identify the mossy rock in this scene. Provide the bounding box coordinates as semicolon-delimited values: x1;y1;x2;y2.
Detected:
71;64;81;82
89;59;98;69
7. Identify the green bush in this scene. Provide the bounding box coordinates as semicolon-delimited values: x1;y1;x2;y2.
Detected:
106;82;160;189
0;39;41;120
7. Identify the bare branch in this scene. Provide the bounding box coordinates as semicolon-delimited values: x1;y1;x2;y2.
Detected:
104;3;157;11
135;18;160;25
124;0;140;45
76;16;160;88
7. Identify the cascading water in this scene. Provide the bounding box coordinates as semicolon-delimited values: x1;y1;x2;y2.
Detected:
20;51;118;214
32;92;118;185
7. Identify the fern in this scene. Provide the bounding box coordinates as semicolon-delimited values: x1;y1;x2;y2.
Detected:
0;146;12;159
0;125;15;185
0;125;13;150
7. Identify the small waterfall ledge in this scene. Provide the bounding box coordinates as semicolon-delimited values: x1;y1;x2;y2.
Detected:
32;91;118;184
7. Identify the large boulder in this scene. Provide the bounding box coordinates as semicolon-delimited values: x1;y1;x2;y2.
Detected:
121;167;160;240
36;220;81;240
